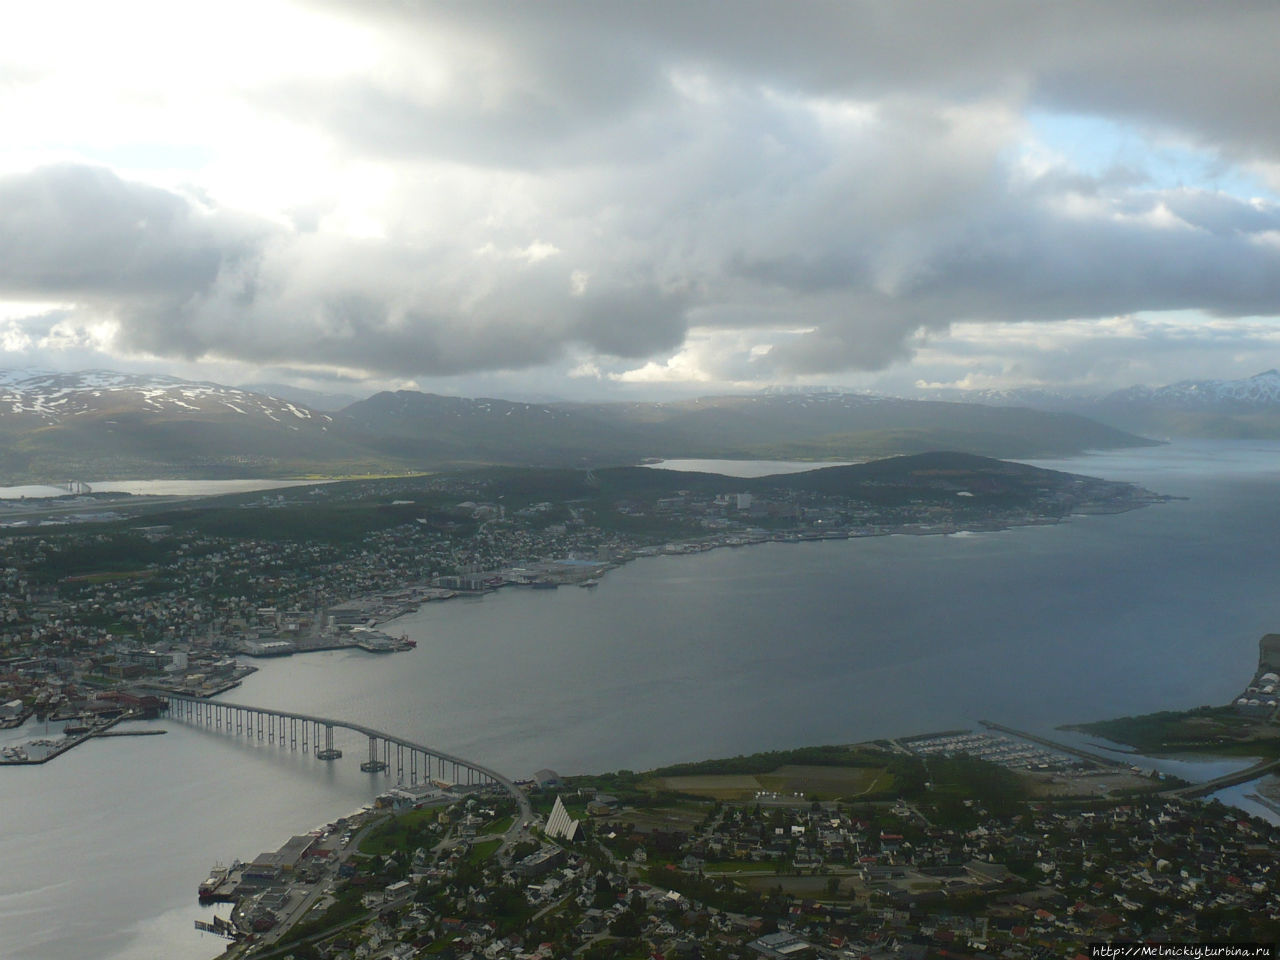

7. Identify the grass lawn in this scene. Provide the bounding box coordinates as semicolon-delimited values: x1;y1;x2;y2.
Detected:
357;809;438;856
653;775;761;801
466;838;502;864
741;875;847;896
757;764;891;798
651;764;891;801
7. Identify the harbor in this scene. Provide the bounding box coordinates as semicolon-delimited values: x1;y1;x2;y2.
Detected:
0;712;166;764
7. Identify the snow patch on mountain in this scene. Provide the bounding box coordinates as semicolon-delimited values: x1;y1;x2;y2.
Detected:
0;369;333;424
915;371;1280;413
1106;370;1280;408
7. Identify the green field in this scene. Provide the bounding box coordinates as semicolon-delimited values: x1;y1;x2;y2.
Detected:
357;809;439;856
1066;706;1280;756
652;763;892;801
466;838;502;863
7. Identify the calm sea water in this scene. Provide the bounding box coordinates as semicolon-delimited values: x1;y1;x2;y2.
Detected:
2;440;1280;959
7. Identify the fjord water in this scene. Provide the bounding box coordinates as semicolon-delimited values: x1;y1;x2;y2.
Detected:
4;440;1280;959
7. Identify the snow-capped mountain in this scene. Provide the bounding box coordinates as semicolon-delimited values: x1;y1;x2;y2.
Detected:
0;366;1152;483
0;369;386;483
918;370;1280;411
0;369;331;424
1104;370;1280;409
913;385;1087;408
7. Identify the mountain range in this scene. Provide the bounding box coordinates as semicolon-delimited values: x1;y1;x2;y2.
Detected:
922;369;1280;439
0;368;1153;484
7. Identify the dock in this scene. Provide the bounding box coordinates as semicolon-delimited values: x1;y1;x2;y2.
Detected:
95;729;167;738
0;714;161;764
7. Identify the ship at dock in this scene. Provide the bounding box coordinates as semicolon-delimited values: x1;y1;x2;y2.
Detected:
351;627;416;653
62;714;96;735
197;861;241;902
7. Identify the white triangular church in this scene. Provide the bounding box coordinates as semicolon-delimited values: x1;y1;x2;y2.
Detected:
544;795;581;842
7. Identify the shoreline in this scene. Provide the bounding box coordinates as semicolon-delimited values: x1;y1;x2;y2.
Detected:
353;490;1168;616
0;711;164;765
0;485;1169;777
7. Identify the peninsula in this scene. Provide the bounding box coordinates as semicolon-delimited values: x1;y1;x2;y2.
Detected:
1065;632;1280;761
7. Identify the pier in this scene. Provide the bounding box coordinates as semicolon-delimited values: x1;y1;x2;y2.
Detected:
161;694;531;822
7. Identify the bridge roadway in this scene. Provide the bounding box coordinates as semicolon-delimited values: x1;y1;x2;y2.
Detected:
1162;756;1280;799
162;693;532;828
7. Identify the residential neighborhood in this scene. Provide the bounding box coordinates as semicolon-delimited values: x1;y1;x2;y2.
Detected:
213;768;1280;960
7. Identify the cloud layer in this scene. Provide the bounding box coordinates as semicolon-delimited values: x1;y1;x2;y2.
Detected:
3;1;1280;390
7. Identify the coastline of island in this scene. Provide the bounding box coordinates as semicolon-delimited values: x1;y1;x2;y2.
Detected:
0;453;1174;770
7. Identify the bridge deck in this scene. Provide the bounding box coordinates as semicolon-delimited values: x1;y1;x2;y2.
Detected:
163;693;530;821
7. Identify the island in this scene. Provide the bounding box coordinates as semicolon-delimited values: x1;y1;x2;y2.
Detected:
0;452;1171;766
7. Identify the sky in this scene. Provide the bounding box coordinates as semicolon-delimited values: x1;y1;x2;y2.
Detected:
4;0;1280;401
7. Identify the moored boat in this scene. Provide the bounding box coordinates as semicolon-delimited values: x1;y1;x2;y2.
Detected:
198;864;231;901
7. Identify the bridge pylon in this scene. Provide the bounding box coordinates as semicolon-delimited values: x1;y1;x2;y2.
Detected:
316;723;342;760
155;692;530;826
360;735;387;772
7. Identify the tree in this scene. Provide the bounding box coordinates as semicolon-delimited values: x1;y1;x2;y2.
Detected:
593;874;615;909
609;909;642;937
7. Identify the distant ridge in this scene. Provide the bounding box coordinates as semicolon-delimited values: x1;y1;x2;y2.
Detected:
239;382;365;412
0;367;1153;483
920;369;1280;439
339;387;1151;465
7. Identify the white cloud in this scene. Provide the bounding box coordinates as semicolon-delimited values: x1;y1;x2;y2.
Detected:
4;2;1280;395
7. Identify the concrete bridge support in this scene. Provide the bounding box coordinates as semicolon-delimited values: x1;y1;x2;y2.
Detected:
361;735;387;772
317;723;341;761
157;693;522;817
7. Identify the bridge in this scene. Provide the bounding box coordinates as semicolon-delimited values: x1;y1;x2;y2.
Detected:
161;694;531;825
1162;757;1280;799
